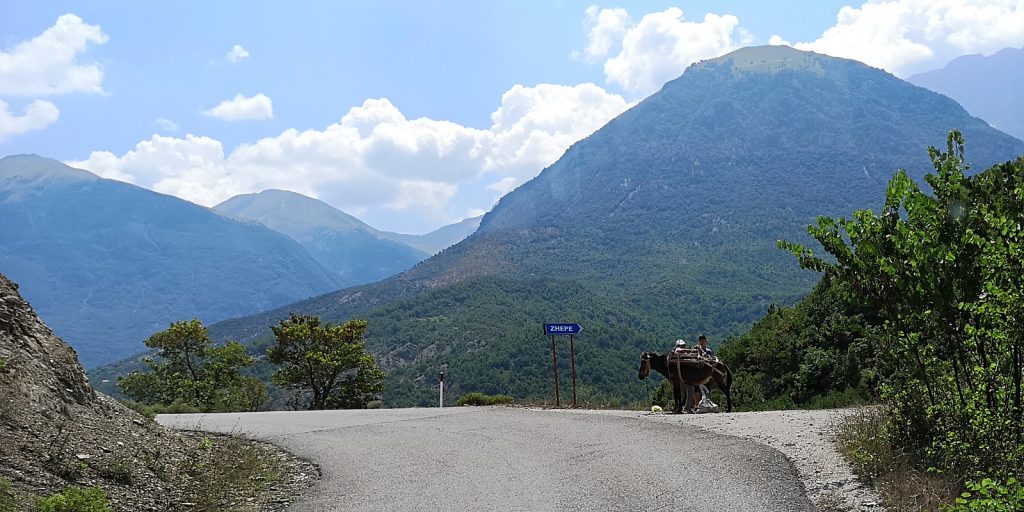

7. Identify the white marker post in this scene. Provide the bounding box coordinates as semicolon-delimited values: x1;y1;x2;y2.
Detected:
439;371;445;408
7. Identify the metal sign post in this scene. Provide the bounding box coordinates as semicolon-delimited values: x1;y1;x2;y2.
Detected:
543;323;582;408
569;334;577;407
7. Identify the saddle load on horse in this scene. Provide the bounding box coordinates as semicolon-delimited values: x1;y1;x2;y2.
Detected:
637;343;733;414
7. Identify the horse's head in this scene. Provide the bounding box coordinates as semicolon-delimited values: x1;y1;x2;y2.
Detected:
638;352;652;380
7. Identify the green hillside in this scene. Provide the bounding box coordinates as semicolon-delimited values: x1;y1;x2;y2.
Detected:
103;46;1024;406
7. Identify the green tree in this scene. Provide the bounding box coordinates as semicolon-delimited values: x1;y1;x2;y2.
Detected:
267;314;384;409
118;319;266;412
780;131;1024;479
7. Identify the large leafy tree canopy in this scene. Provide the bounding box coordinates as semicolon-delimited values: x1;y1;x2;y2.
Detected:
268;314;384;410
118;319;266;412
780;131;1024;478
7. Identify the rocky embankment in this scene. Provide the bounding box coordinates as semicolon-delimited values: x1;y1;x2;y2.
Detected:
0;273;316;511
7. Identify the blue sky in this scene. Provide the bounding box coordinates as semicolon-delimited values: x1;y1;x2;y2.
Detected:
2;1;1023;233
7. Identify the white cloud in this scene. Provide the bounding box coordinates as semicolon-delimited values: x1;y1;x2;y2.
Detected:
0;99;60;139
582;7;748;97
68;83;631;229
202;93;274;121
225;44;249;63
580;5;630;62
154;118;180;132
0;14;108;97
781;0;1024;76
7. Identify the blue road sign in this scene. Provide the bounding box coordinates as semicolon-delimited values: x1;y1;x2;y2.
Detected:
544;323;582;336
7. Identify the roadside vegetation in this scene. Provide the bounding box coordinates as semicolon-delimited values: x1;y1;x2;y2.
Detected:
268;314;384;410
117;314;384;413
767;132;1024;510
117;319;266;413
455;392;514;406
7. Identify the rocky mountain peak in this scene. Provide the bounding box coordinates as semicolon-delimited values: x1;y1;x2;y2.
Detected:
0;273;94;416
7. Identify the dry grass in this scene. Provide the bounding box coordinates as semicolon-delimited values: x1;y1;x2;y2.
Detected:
833;407;959;511
181;434;285;512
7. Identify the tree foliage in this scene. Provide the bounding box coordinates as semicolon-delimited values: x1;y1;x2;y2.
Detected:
117;319;266;412
780;131;1024;479
267;314;384;410
717;275;883;411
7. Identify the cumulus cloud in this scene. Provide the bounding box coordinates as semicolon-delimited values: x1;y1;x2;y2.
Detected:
0;14;108;97
579;5;630;62
201;93;274;121
581;7;750;97
0;99;60;139
778;0;1024;76
225;44;249;63
68;83;631;229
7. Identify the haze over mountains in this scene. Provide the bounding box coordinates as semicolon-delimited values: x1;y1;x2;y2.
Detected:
0;155;350;367
199;46;1024;406
215;189;430;286
382;215;483;255
909;47;1024;142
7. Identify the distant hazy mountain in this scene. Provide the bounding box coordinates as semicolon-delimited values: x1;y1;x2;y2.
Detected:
909;47;1024;141
0;155;346;367
382;215;482;255
121;46;1024;406
215;190;428;286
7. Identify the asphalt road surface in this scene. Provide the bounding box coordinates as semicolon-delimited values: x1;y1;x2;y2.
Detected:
159;407;813;511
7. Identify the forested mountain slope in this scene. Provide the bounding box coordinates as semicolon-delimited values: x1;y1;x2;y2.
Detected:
190;46;1024;405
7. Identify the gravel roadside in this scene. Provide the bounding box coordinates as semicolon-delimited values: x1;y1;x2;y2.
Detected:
591;408;884;511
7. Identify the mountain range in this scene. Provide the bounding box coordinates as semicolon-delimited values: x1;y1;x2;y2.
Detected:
0;155;352;367
214;189;430;287
191;45;1024;406
909;46;1024;142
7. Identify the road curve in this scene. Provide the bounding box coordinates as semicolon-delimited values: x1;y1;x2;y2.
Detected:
159;407;813;512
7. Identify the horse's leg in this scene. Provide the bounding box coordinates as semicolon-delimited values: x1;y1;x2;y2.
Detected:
672;381;683;414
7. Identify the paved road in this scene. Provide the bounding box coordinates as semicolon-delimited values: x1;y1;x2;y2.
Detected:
159;408;813;512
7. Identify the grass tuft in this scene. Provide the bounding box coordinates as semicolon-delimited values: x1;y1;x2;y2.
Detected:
455;392;514;406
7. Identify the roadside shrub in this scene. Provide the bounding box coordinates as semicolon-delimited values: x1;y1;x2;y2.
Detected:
34;486;111;512
456;392;513;406
833;407;899;482
945;478;1024;512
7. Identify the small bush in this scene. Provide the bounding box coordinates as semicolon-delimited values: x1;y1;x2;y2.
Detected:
34;486;111;512
944;478;1024;512
0;478;19;512
0;358;7;372
456;392;514;406
183;435;284;512
95;456;133;484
